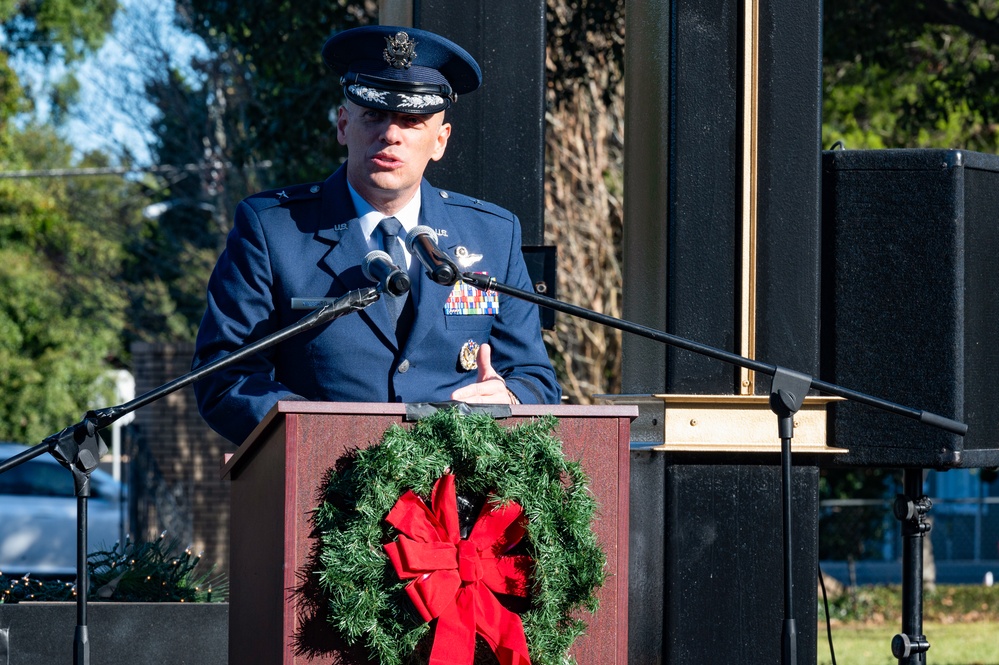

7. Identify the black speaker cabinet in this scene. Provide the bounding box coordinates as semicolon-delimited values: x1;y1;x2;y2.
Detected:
822;149;999;469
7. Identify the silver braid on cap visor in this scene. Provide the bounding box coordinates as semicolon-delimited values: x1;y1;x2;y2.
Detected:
347;85;447;110
341;72;456;102
348;85;391;105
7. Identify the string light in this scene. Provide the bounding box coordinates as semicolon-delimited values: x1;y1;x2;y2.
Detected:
0;533;226;603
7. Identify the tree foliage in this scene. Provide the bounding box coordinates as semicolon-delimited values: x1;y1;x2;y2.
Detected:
0;130;136;443
0;0;137;443
823;0;999;151
543;0;625;401
1;0;119;117
123;65;223;345
2;0;117;63
175;0;376;185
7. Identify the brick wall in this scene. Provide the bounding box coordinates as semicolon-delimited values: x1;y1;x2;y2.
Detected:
129;342;233;580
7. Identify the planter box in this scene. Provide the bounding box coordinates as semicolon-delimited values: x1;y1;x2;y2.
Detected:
0;602;227;665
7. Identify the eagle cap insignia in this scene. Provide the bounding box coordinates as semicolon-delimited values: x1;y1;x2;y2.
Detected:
384;32;417;69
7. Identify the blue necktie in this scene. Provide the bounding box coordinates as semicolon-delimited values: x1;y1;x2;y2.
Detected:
377;217;407;326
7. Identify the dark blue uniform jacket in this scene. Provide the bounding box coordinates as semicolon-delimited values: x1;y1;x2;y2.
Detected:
192;165;561;444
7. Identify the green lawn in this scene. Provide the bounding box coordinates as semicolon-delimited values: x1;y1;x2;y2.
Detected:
817;621;999;665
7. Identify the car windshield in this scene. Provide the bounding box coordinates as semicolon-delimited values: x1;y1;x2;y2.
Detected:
0;460;75;497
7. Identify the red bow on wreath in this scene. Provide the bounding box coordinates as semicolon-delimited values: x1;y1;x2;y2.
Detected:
384;474;533;665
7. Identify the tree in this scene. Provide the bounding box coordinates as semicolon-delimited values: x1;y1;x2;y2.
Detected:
543;0;625;401
0;0;135;443
0;130;135;443
123;65;224;345
2;0;119;119
175;0;377;185
823;0;999;151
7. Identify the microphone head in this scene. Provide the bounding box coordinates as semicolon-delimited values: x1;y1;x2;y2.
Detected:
362;250;392;283
386;271;411;297
405;225;438;252
363;249;411;296
434;262;456;285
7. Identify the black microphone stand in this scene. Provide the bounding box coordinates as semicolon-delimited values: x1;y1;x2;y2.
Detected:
0;286;380;665
459;271;967;665
892;470;932;665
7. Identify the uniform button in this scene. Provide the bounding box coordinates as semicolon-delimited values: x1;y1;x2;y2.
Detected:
439;191;449;199
398;359;410;373
310;185;321;193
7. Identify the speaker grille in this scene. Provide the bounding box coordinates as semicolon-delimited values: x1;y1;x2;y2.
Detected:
822;149;999;468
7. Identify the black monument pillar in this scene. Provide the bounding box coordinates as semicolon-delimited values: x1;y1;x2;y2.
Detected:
623;1;824;663
414;0;547;248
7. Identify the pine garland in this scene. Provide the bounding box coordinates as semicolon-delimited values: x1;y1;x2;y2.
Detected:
312;408;606;665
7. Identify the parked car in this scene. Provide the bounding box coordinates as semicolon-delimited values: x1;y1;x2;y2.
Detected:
0;442;124;577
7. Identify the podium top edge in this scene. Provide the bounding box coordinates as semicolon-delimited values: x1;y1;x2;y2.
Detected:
267;400;639;417
221;400;639;479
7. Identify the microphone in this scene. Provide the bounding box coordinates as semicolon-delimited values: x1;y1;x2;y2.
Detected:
362;250;411;297
405;225;459;286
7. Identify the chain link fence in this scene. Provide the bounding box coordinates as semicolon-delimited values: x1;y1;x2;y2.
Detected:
820;469;999;586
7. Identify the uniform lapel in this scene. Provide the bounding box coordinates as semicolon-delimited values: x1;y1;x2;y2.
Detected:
317;166;399;349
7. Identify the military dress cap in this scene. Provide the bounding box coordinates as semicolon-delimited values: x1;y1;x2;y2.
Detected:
322;25;482;114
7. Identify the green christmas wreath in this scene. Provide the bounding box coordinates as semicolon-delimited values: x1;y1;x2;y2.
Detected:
311;407;606;665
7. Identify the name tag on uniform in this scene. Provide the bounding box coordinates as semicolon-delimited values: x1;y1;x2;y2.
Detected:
444;279;499;316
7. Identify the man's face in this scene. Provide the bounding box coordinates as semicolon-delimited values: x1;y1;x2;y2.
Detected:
337;101;451;213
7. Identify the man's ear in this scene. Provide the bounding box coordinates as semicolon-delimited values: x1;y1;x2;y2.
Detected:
335;105;349;145
431;120;452;162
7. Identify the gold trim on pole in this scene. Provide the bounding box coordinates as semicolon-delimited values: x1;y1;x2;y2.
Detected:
598;394;846;452
657;394;844;452
739;0;760;396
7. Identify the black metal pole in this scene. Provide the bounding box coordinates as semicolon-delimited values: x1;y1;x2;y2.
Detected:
75;493;90;665
892;469;932;664
781;432;797;665
770;368;810;665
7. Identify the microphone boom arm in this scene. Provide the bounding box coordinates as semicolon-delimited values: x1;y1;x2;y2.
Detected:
90;286;381;430
0;284;380;665
459;271;967;436
1;285;381;471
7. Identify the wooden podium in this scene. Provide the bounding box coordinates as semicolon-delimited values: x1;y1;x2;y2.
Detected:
221;401;636;664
